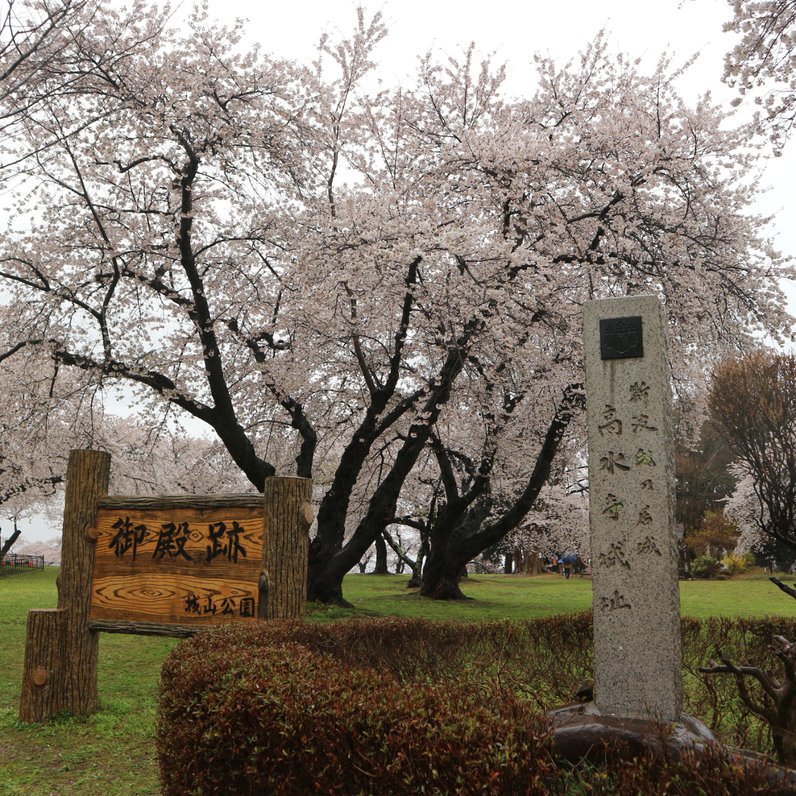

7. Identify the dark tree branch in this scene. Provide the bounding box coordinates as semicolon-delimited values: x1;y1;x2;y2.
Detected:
771;576;796;601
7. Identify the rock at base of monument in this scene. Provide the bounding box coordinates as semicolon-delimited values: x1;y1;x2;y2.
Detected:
548;702;796;788
549;701;715;764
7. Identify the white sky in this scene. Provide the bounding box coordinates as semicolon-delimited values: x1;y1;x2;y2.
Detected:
16;0;796;541
212;0;733;90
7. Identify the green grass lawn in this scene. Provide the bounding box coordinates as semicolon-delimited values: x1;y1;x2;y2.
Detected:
0;568;176;796
331;571;796;621
2;568;796;794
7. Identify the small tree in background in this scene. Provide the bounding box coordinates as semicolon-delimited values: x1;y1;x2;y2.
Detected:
726;469;796;571
676;418;736;536
709;351;796;555
684;509;740;560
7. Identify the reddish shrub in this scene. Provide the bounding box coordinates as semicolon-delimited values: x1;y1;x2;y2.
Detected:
565;742;793;795
158;625;556;795
158;615;796;794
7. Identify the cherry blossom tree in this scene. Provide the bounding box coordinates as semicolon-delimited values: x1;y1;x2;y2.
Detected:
0;339;251;524
0;5;790;604
724;0;796;148
499;472;590;573
0;350;78;519
365;40;792;598
0;0;82;129
297;34;792;600
723;467;761;548
0;0;171;181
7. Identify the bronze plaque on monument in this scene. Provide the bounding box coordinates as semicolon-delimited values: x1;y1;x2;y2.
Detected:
600;316;644;360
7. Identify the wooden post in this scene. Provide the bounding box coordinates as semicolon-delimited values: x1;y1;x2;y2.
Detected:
19;609;67;722
261;477;312;619
57;449;111;716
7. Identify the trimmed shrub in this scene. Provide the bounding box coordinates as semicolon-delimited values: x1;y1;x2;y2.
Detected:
565;743;791;795
158;615;796;794
158;624;556;795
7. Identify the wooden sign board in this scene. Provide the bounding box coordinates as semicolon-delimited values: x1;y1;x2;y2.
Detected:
89;495;264;628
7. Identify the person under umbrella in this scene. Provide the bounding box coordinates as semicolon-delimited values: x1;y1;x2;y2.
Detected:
560;551;579;579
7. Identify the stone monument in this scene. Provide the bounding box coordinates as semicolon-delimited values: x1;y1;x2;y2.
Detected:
549;295;716;762
583;294;681;721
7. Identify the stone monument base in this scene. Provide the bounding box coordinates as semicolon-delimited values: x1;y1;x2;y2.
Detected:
549;701;796;788
549;701;715;765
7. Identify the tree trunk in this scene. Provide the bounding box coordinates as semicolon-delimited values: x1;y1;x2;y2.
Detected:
310;423;384;569
420;387;579;599
775;707;796;767
420;548;471;599
406;536;428;588
503;552;513;574
308;260;422;585
0;526;21;563
307;338;473;604
520;552;544;575
57;449;111;717
373;533;389;574
307;565;349;605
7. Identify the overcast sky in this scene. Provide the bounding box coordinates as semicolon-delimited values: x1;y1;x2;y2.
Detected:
208;0;733;93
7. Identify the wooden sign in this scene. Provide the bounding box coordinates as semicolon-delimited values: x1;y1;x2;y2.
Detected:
89;495;264;628
21;452;311;725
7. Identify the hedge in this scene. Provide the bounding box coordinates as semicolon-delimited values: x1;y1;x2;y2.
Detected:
158;626;555;795
158;615;796;794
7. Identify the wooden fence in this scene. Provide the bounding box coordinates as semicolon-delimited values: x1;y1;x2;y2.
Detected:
1;554;45;574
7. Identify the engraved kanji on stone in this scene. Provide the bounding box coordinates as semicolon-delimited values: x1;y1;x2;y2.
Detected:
585;296;681;723
631;414;658;433
635;448;657;466
638;535;662;556
602;493;624;520
600;451;631;473
599;541;630;569
629;381;650;404
600;590;632;612
598;404;623;436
